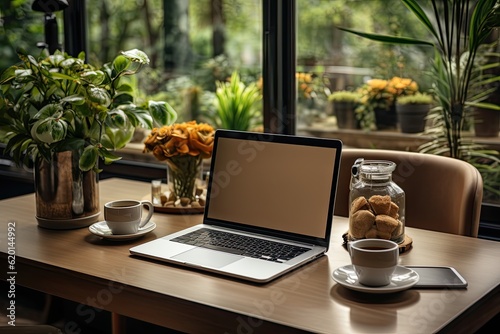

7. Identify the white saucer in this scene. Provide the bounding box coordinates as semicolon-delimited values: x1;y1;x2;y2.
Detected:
332;265;419;293
89;221;156;241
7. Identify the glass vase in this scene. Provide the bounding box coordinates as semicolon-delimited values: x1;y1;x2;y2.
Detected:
166;155;203;206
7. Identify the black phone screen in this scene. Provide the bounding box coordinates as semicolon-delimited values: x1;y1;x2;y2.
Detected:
407;266;468;288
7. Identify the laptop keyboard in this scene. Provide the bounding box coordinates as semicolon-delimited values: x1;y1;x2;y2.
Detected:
171;228;311;263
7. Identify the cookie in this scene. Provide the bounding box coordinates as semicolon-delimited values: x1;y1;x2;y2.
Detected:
391;220;404;238
388;201;399;219
350;196;370;214
350;209;375;239
375;214;399;233
368;195;392;215
365;227;378;239
376;230;392;240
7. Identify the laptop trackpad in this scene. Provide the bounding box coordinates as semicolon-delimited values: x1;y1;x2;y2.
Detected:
172;247;243;268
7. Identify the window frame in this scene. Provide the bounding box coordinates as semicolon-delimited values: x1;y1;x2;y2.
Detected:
262;0;296;135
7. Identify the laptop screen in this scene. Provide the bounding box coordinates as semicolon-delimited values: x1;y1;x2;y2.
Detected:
204;130;342;245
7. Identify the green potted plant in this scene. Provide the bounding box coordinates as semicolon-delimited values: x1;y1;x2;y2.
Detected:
328;90;361;129
355;77;418;130
396;93;433;133
470;43;500;137
0;48;177;227
339;0;499;157
207;71;262;131
339;0;500;205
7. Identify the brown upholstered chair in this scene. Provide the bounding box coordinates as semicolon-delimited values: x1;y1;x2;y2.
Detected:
334;148;483;237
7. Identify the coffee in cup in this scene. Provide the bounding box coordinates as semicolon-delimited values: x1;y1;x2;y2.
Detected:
104;199;154;235
348;238;399;286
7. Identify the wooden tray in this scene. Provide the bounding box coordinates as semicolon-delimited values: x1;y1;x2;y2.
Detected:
142;195;205;214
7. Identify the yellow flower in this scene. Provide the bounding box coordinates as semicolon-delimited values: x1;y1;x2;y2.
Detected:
296;72;321;100
387;77;418;96
358;77;418;106
368;79;388;91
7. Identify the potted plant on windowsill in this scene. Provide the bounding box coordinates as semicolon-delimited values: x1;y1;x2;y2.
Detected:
396;93;433;133
471;42;500;137
0;48;177;228
338;0;500;205
356;77;418;130
339;0;500;153
205;71;262;131
328;90;361;129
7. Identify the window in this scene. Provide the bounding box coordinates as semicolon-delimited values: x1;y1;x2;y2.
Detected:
1;0;499;211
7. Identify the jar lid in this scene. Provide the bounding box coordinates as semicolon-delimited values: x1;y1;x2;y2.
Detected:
359;160;396;176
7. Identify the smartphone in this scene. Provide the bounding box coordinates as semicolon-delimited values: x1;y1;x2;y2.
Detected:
407;266;468;289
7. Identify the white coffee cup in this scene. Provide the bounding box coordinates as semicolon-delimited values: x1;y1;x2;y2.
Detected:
348;238;399;286
104;199;154;235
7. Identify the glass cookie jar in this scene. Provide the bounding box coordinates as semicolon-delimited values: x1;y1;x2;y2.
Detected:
348;159;405;244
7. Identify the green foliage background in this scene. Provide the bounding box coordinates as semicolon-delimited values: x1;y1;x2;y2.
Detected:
2;0;433;88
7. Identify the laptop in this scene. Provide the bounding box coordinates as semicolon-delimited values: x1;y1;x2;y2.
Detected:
130;130;342;283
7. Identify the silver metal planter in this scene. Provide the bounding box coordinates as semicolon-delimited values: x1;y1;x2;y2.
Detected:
34;151;100;229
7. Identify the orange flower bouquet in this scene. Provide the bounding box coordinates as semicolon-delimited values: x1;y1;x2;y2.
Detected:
143;121;215;207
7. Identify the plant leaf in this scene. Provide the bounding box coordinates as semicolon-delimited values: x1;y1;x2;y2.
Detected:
62;95;86;105
148;100;177;127
401;0;440;40
98;146;122;165
113;55;130;74
79;145;98;172
81;70;105;85
337;27;434;46
121;49;150;65
87;86;111;106
101;125;134;150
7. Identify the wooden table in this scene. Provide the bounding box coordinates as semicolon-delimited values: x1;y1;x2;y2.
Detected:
1;178;499;333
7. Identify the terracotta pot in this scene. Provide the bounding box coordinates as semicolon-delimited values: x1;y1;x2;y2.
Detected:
34;151;100;229
396;103;431;133
473;108;500;137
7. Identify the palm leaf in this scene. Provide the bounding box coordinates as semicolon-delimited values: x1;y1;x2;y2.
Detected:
401;0;441;41
337;27;433;46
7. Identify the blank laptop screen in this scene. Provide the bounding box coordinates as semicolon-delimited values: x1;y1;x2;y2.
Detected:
205;135;339;239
